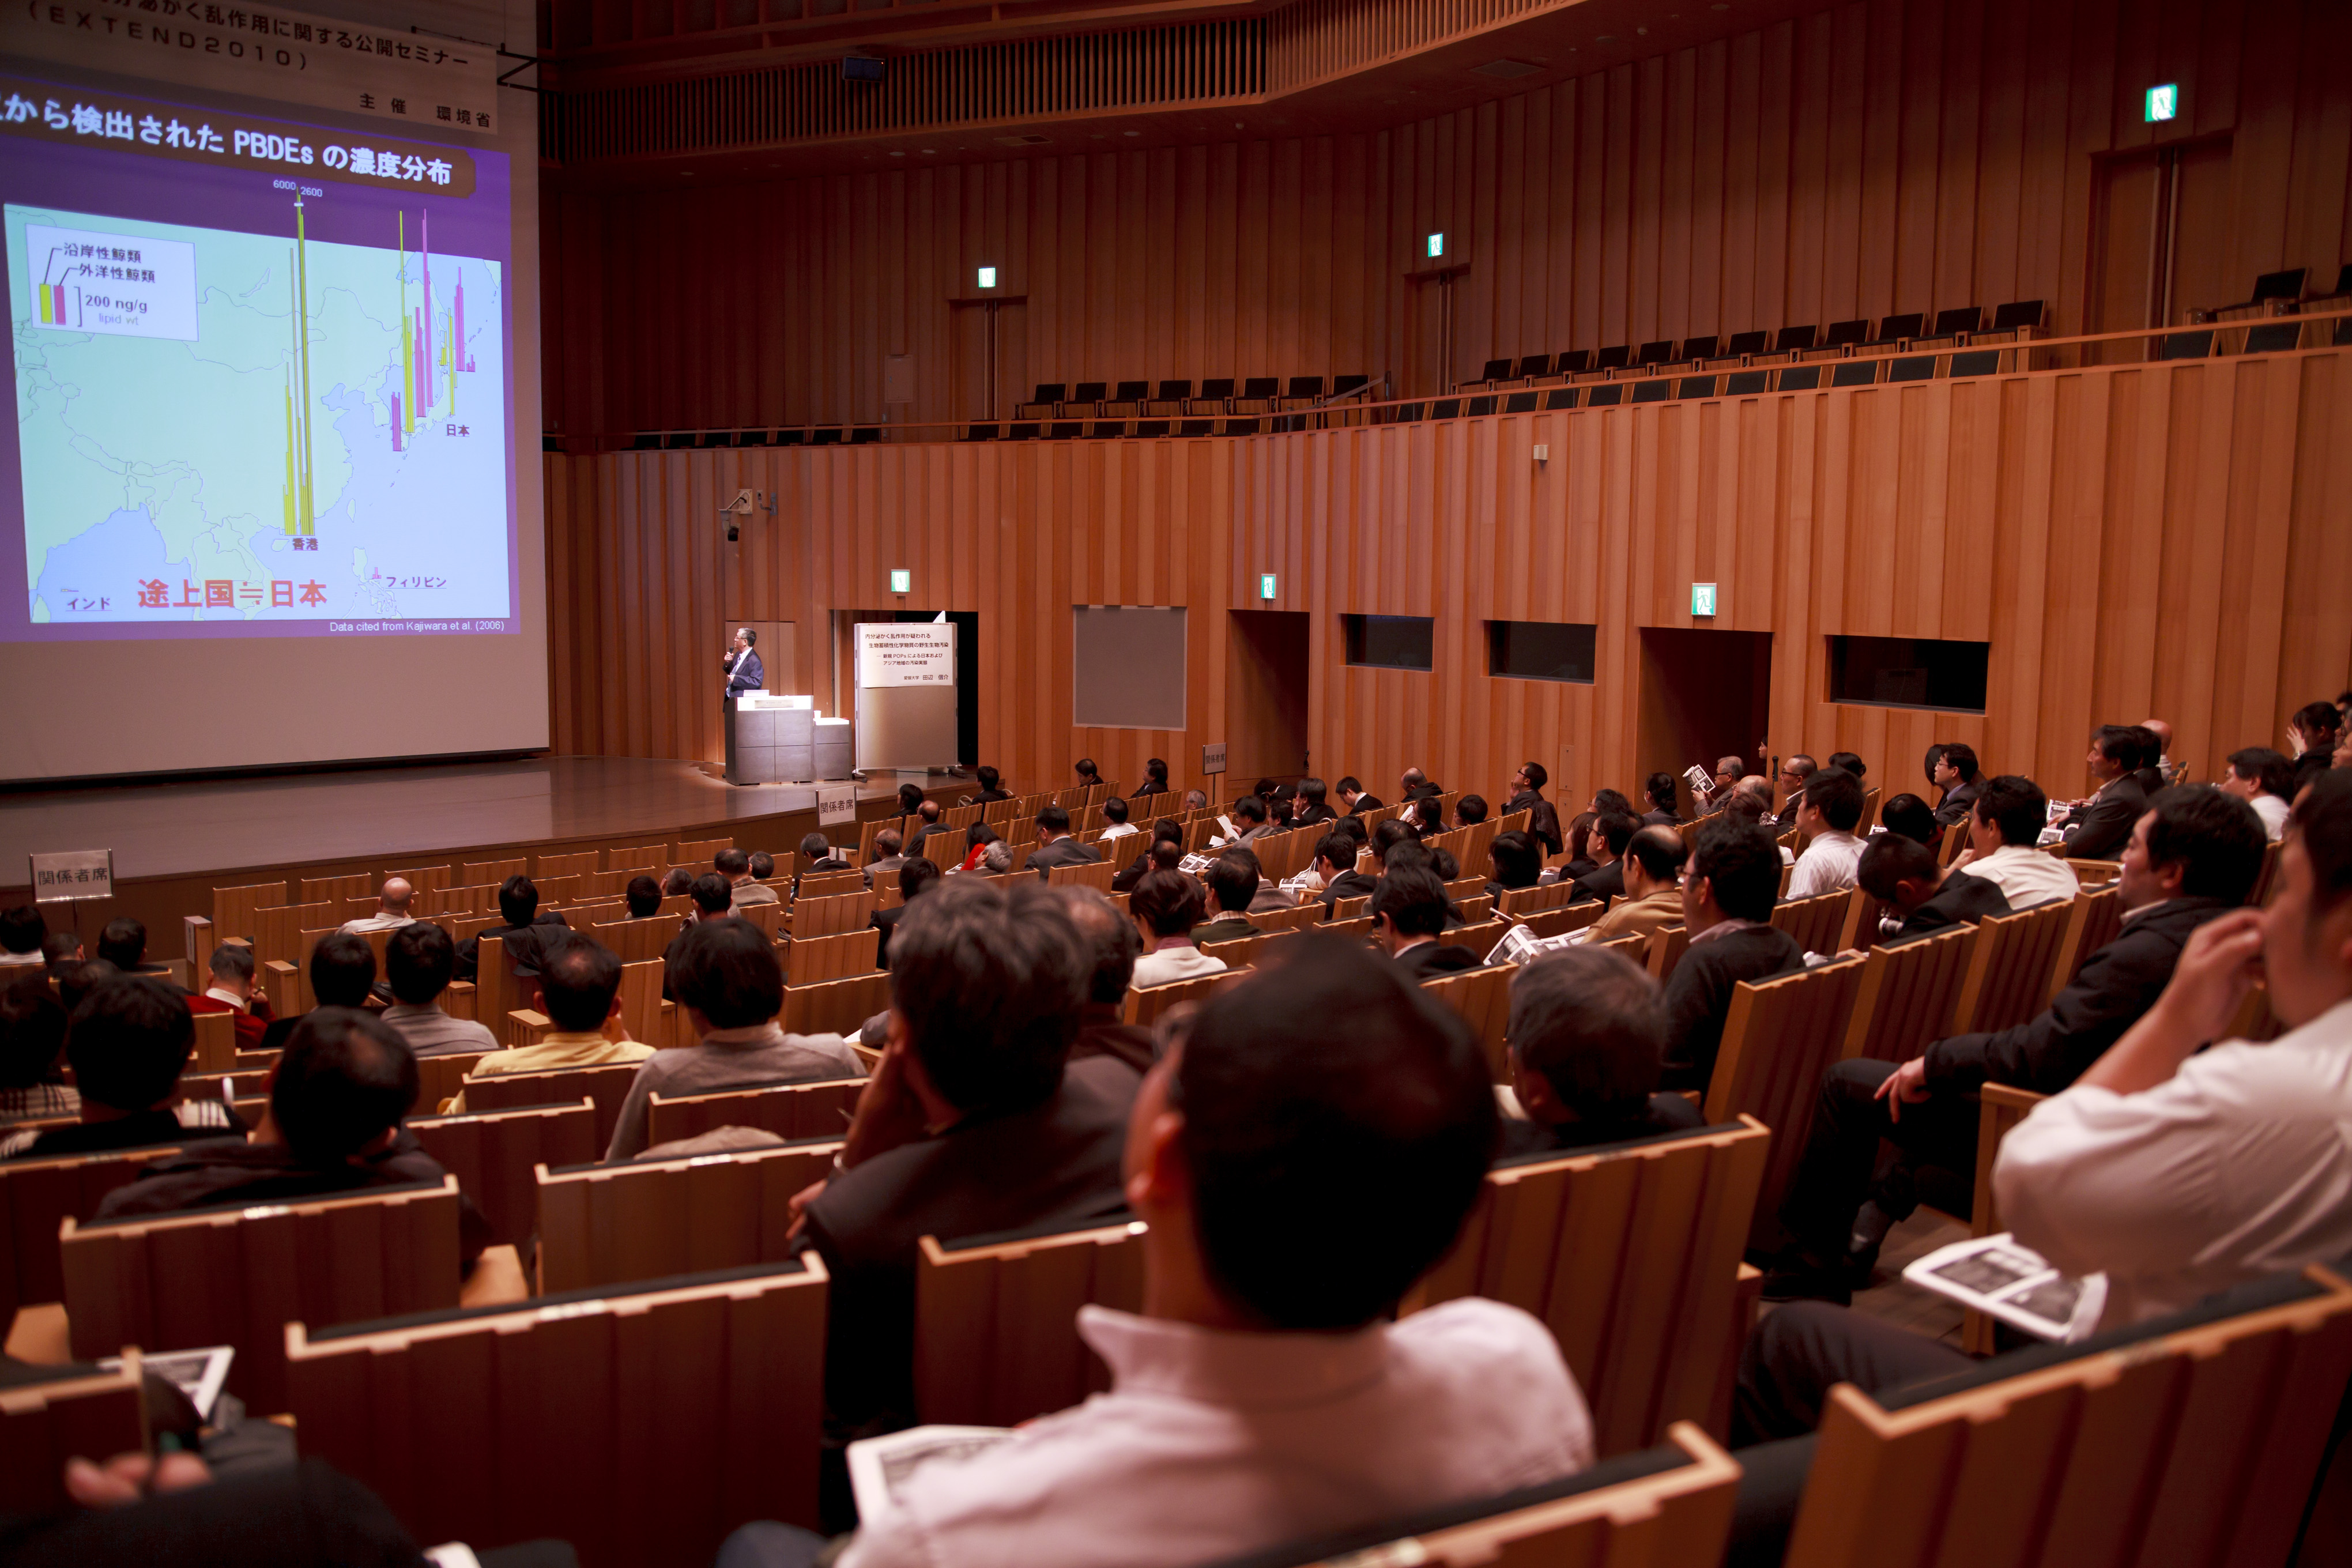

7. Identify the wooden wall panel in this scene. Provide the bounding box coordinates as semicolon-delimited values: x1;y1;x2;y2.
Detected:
545;349;2352;821
542;0;2352;440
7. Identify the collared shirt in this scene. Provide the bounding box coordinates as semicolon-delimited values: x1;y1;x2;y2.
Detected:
379;1002;499;1060
1785;830;1867;901
604;1021;861;1161
0;1081;80;1125
202;986;248;1011
447;1031;657;1113
1099;822;1140;843
1995;996;2352;1329
0;951;44;967
1687;916;1762;948
1965;843;2080;913
1130;941;1229;989
340;911;413;933
839;1298;1593;1568
2250;793;2291;842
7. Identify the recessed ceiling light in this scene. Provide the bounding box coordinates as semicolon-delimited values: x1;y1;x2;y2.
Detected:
889;150;905;156
1124;130;1141;137
921;148;936;153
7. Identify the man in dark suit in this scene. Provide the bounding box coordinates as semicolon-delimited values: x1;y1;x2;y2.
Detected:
1022;804;1103;879
1501;947;1707;1155
1640;772;1683;827
722;627;764;695
1659;817;1807;1093
1337;777;1384;815
1314;833;1377;914
1766;786;2267;1302
1194;854;1262;947
2060;726;2151;860
862;828;908;890
794;832;853;894
452;875;571;983
868;857;940;968
1292;777;1338;828
1375;864;1483;982
968;764;1012;805
1858;834;2009;945
1571;811;1640;904
1053;885;1154;1073
1929;742;1982;827
1503;762;1563;857
795;881;1141;1503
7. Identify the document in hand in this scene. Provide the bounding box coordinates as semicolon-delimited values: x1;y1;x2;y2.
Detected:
1903;1234;2108;1343
846;1425;1015;1525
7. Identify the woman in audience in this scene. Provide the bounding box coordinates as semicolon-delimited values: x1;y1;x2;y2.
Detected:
1484;829;1543;904
0;971;76;1125
1876;791;1940;850
1560;811;1600;883
896;782;925;817
954;822;1001;874
1127;869;1227;987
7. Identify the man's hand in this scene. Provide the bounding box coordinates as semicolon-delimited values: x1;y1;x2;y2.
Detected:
1871;1057;1932;1123
840;1034;928;1170
65;1450;212;1508
2149;908;2266;1047
784;1174;829;1241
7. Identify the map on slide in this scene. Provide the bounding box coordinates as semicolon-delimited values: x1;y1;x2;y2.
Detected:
10;197;508;627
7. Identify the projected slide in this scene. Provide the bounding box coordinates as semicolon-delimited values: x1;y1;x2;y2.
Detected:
0;77;515;639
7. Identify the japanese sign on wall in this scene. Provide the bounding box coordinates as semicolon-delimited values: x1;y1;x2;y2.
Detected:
855;623;955;689
817;782;858;826
29;849;114;903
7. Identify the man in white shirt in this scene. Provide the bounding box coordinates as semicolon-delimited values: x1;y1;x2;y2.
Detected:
720;938;1593;1568
1097;796;1141;845
1995;768;2352;1327
1785;768;1868;900
2221;747;2295;842
339;877;414;934
1952;774;2079;911
0;905;44;968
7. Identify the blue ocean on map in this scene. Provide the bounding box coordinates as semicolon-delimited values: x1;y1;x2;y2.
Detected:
31;506;165;622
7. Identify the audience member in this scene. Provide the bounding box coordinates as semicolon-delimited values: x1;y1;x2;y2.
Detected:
1587;827;1686;941
969;764;1011;805
460;934;653;1098
0;904;44;968
800;835;852;887
185;943;274;1051
1767;786;2265;1303
1374;864;1480;981
338;877;415;934
2058;725;2151;860
1407;796;1446;836
1222;793;1272;845
1785;768;1868;898
1293;777;1336;827
1486;829;1542;902
1875;791;1938;846
1641;772;1682;826
1827;751;1866;782
722;847;779;909
739;938;1589;1568
1112;819;1183;894
863;829;908;889
751;850;777;882
1957;775;2079;910
1181;788;1211;812
0;976;240;1159
1571;811;1639;904
1314;833;1377;914
911;801;949;845
453;876;570;983
1399;765;1430;798
1703;755;1745;814
1503;762;1563;856
1337;776;1384;814
608;919;860;1162
624;875;664;918
95;918;169;979
1770;755;1818;827
1129;869;1228;987
661;872;736;1001
2127;722;2169;795
2222;747;2295;841
1195;855;1262;946
791;880;1141;1495
896;782;926;817
57;958;118;1017
1024;805;1103;877
870;857;942;968
1857;833;2008;945
0;971;75;1125
953;821;1000;873
1099;796;1139;843
1559;812;1599;882
1073;757;1104;787
1503;948;1705;1155
661;866;695;898
1929;742;1982;826
380;922;498;1059
2290;700;2340;794
257;933;377;1053
40;929;84;979
1659;817;1804;1092
1054;888;1152;1073
1132;757;1171;798
1455;792;1488;827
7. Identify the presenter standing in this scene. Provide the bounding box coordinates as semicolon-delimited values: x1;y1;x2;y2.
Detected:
723;628;764;698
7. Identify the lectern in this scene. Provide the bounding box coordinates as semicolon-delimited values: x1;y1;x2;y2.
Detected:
725;694;853;785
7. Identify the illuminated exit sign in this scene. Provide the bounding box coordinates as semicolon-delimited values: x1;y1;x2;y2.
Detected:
1260;573;1277;600
1691;582;1718;617
2144;84;2178;123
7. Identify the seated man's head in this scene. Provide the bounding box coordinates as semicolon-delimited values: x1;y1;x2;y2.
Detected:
1371;817;1419;865
374;876;414;916
1455;793;1488;826
2225;748;2294;805
2087;724;2140;783
1592;811;1639;865
1230;795;1267;830
1;903;43;959
268;1009;419;1166
625;875;663;918
1934;742;1980;787
1298;777;1328;808
1127;938;1494;1330
975;764;1001;794
1336;776;1364;805
749;850;776;880
497;875;541;928
689;872;734;918
1507;948;1666;1128
1487;830;1541;891
1182;789;1210;811
661;867;695;898
535;934;624;1034
1622;826;1688;898
2270;772;2352;1028
798;833;833;864
309;930;378;1008
1970;775;2048;854
1878;792;1936;845
1314;833;1356;880
1590;787;1632;819
1684;816;1780;931
95;917;146;971
1075;756;1100;782
1056;886;1140;1007
1714;756;1745;791
1036;804;1073;840
670;918;784;1034
206;942;258;1001
1373;863;1449;953
1102;796;1132;831
41;930;84;977
717;847;753;880
1204;854;1257;918
2117;786;2266;915
889;879;1086;1119
1516;761;1549;795
1797;767;1866;837
1778;753;1819;798
386;921;457;1007
1857;832;1945;914
67;975;194;1114
898;855;943;903
57;958;117;1017
919;801;943;827
0;972;69;1094
869;828;904;864
1828;751;1866;781
1131;868;1207;946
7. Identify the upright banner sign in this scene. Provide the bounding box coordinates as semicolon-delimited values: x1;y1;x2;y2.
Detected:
816;782;857;826
855;623;954;688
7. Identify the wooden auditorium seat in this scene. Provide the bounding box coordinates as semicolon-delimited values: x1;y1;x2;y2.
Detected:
1122;968;1234;1027
461;1062;645;1147
593;915;670;963
1414;1118;1771;1454
1513;902;1606;941
643;1075;867;1147
1946;899;2075;1036
0;1145;194;1335
61;1176;469;1414
782;970;890;1038
536;1137;840;1292
287;1256;830;1567
2046;884;2123;1004
1842;924;1977;1064
1769;890;1853;957
0;1356;147;1518
409;1099;598;1249
1703;958;1868;1247
672;835;732;865
1046;859;1117;893
785;927;877;985
913;1213;1146;1427
1420;963;1514;1080
463;857;527;885
1645;923;1691;981
797;869;868;900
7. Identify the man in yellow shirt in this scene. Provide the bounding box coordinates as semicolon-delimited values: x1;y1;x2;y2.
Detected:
447;935;653;1112
1586;827;1687;942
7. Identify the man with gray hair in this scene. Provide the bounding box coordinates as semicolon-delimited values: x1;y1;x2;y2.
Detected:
864;828;908;890
1053;886;1152;1072
1503;947;1706;1155
724;626;764;695
340;876;414;933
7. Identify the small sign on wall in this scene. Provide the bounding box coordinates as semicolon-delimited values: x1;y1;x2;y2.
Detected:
29;849;112;904
1259;574;1277;600
1201;742;1227;776
1691;582;1718;618
817;783;858;826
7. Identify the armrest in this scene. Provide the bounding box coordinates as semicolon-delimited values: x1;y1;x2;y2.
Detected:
1981;1083;2047;1114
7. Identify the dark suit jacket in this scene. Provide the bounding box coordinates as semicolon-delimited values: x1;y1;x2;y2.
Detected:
971;789;1012;805
1193;914;1260;946
2295;749;2335;796
1347;794;1386;815
869;905;909;968
1023;836;1104;877
1071;1006;1154;1073
1572;861;1626;905
1294;804;1338;828
1498;1095;1708;1158
1921;896;2237;1096
1660;925;1807;1091
453;911;571;982
1318;869;1378;913
798;1055;1142;1430
2061;775;2149;860
1932;777;1982;828
1394;941;1484;981
1111;849;1156;894
2132;765;2167;797
7;1109;243;1162
1886;868;2010;944
723;647;764;694
1642;808;1684;828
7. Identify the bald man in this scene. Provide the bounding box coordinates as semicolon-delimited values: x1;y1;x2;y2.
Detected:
340;877;415;934
2138;718;2176;794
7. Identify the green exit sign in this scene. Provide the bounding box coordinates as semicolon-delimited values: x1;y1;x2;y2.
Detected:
1426;232;1445;259
889;568;911;594
1259;573;1277;600
2145;83;2178;123
1691;582;1718;617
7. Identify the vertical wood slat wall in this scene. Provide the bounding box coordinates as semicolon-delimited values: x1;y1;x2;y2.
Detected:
540;0;2352;440
544;349;2352;811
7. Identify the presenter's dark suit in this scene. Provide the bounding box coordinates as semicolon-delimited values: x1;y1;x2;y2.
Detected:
723;647;765;695
2060;775;2149;860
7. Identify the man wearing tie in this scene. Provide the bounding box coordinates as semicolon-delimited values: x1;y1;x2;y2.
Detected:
723;628;764;696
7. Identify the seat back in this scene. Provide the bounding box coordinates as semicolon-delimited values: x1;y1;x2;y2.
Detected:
914;1215;1145;1426
252;900;330;969
1420;963;1516;1080
1645;923;1691;981
790;888;875;937
210;880;288;945
1947;899;2075;1036
644;1075;868;1147
462;1062;647;1150
409;1100;598;1248
784;926;878;984
1770;889;1853;956
671;836;732;866
1514;902;1607;940
62;1177;462;1414
287;1257;829;1567
1046;858;1117;892
1784;1267;2352;1568
0;1357;147;1518
2045;884;2124;1005
1499;881;1581;917
1122;967;1235;1027
1416;1119;1771;1454
0;1145;193;1321
783;969;890;1037
1844;924;1978;1063
536;1137;840;1292
1703;959;1868;1244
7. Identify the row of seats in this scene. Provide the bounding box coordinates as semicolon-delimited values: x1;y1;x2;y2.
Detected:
1015;375;1373;418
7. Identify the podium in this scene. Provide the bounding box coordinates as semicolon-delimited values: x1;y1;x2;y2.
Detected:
725;695;853;785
